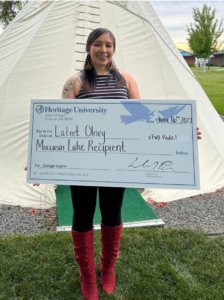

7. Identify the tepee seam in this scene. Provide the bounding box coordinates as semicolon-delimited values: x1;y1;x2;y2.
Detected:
153;28;169;99
109;0;200;85
112;2;126;73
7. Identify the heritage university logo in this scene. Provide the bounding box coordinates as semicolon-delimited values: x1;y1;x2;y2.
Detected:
36;105;44;114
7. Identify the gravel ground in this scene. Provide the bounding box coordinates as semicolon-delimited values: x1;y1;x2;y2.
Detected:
147;188;224;234
0;205;58;237
0;116;224;237
1;188;224;237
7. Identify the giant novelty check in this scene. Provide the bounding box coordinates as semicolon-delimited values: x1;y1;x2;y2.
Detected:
27;99;200;189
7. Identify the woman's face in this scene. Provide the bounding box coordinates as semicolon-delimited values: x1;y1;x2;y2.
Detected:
87;33;114;68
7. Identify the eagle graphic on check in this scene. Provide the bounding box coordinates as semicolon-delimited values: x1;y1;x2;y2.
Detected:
120;101;186;124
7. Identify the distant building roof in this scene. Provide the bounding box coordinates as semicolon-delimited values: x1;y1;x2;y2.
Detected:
178;48;194;57
212;50;224;55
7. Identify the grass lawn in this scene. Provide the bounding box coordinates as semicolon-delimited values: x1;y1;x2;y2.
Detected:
1;228;224;300
191;66;224;115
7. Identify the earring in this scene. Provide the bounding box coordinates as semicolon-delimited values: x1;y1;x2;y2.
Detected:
107;58;116;71
84;55;93;70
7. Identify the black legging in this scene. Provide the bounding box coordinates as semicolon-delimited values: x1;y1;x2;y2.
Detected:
70;186;125;232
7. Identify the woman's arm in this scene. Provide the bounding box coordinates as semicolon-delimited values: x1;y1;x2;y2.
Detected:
121;71;141;99
61;74;82;99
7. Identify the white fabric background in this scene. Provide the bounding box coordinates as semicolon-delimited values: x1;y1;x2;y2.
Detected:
0;1;224;208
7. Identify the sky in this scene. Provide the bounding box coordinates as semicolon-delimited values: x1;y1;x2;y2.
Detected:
0;1;224;52
151;1;224;51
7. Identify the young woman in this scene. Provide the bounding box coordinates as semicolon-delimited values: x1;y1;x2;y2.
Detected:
61;28;202;300
61;28;141;300
27;27;201;300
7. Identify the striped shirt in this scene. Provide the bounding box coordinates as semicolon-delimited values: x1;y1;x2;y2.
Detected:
76;72;128;99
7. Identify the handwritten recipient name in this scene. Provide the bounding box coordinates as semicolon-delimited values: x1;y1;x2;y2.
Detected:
129;157;175;172
55;125;106;144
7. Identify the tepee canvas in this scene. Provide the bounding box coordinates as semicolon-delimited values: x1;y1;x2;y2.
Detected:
0;0;224;208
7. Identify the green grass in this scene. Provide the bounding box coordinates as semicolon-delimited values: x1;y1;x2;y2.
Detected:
1;228;224;299
191;66;224;115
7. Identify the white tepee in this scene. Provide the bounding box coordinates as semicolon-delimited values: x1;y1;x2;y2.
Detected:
0;0;224;208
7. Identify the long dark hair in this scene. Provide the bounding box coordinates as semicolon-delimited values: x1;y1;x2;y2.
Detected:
81;28;126;94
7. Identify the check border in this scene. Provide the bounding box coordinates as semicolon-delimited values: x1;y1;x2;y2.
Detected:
27;99;200;189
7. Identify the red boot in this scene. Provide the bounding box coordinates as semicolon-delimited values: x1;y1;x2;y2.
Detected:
100;222;123;294
71;227;98;300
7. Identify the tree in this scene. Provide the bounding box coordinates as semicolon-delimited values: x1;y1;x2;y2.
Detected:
0;1;27;28
186;4;224;73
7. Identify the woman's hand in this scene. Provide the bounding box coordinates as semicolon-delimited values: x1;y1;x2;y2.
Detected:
197;127;202;139
24;166;40;186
